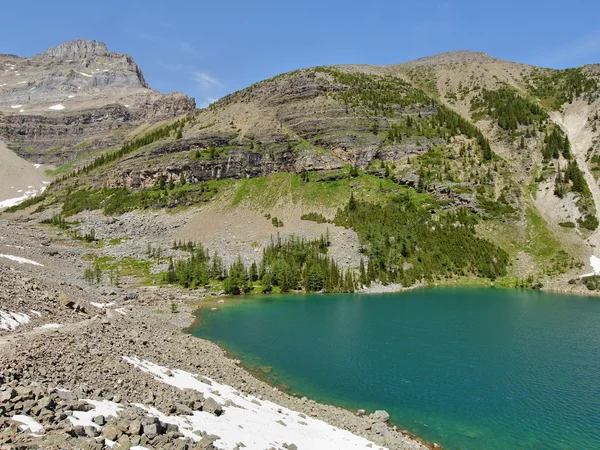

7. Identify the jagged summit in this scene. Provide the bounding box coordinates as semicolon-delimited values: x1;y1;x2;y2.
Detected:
41;39;109;61
0;38;196;119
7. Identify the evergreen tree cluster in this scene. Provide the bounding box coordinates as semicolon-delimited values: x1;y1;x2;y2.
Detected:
542;127;571;160
529;68;599;108
334;194;509;286
166;235;355;294
165;245;225;289
554;160;589;197
315;67;431;117
385;107;493;160
471;87;547;131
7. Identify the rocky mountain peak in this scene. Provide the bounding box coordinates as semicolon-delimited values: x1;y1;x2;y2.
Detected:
41;39;109;61
398;50;497;67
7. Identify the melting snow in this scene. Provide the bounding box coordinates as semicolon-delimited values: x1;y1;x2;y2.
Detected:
579;255;600;278
10;104;22;108
79;72;93;78
33;163;41;169
48;104;65;110
115;307;128;316
1;193;34;208
0;183;48;209
68;95;75;98
68;400;122;430
0;254;44;266
0;311;31;331
124;357;385;450
12;415;44;433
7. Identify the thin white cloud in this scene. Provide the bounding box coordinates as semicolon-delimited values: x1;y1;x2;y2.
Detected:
181;41;200;57
199;97;220;108
193;71;222;89
130;31;167;44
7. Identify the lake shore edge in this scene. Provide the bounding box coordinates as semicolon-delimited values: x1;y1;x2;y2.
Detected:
183;305;434;450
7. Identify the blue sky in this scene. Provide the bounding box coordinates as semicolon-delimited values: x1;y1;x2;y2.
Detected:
1;0;599;106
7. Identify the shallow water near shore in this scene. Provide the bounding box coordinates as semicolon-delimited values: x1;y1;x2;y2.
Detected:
190;287;600;449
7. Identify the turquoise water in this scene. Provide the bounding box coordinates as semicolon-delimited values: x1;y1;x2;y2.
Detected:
190;288;600;449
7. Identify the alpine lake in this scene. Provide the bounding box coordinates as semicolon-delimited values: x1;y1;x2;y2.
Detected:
189;287;600;449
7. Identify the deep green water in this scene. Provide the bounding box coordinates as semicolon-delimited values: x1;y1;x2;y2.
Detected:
190;288;600;449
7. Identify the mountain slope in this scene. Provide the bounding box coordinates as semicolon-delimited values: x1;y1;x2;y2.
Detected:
4;45;600;293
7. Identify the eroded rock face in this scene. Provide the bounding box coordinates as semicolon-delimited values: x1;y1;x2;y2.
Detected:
0;39;195;162
0;39;153;110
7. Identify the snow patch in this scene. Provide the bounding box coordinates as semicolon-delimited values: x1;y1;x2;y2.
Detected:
40;323;63;329
4;244;25;249
0;311;31;331
124;357;385;450
91;302;116;309
48;104;65;110
10;104;22;108
12;415;44;434
79;72;93;78
579;255;600;278
68;399;122;430
115;307;128;316
0;183;48;209
33;163;41;169
0;254;44;266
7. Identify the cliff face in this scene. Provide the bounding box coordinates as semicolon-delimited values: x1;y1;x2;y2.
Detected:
0;39;195;162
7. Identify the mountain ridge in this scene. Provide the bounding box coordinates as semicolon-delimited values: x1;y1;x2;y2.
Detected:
2;39;600;294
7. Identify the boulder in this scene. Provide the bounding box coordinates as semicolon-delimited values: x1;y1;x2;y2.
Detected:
101;424;122;441
58;293;74;308
372;410;390;422
143;422;160;439
128;420;143;436
202;397;223;416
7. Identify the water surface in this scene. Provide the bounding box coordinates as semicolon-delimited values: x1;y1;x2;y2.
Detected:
190;288;600;449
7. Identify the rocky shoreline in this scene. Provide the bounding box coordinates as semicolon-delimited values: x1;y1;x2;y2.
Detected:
0;218;430;450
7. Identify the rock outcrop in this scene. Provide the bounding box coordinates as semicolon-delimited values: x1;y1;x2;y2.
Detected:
0;39;195;162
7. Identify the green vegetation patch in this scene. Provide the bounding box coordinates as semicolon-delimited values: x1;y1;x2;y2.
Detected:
165;236;354;294
527;68;599;110
61;184;218;217
470;86;547;130
334;194;509;285
83;255;154;285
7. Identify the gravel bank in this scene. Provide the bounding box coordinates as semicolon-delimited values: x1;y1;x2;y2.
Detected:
0;217;430;450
